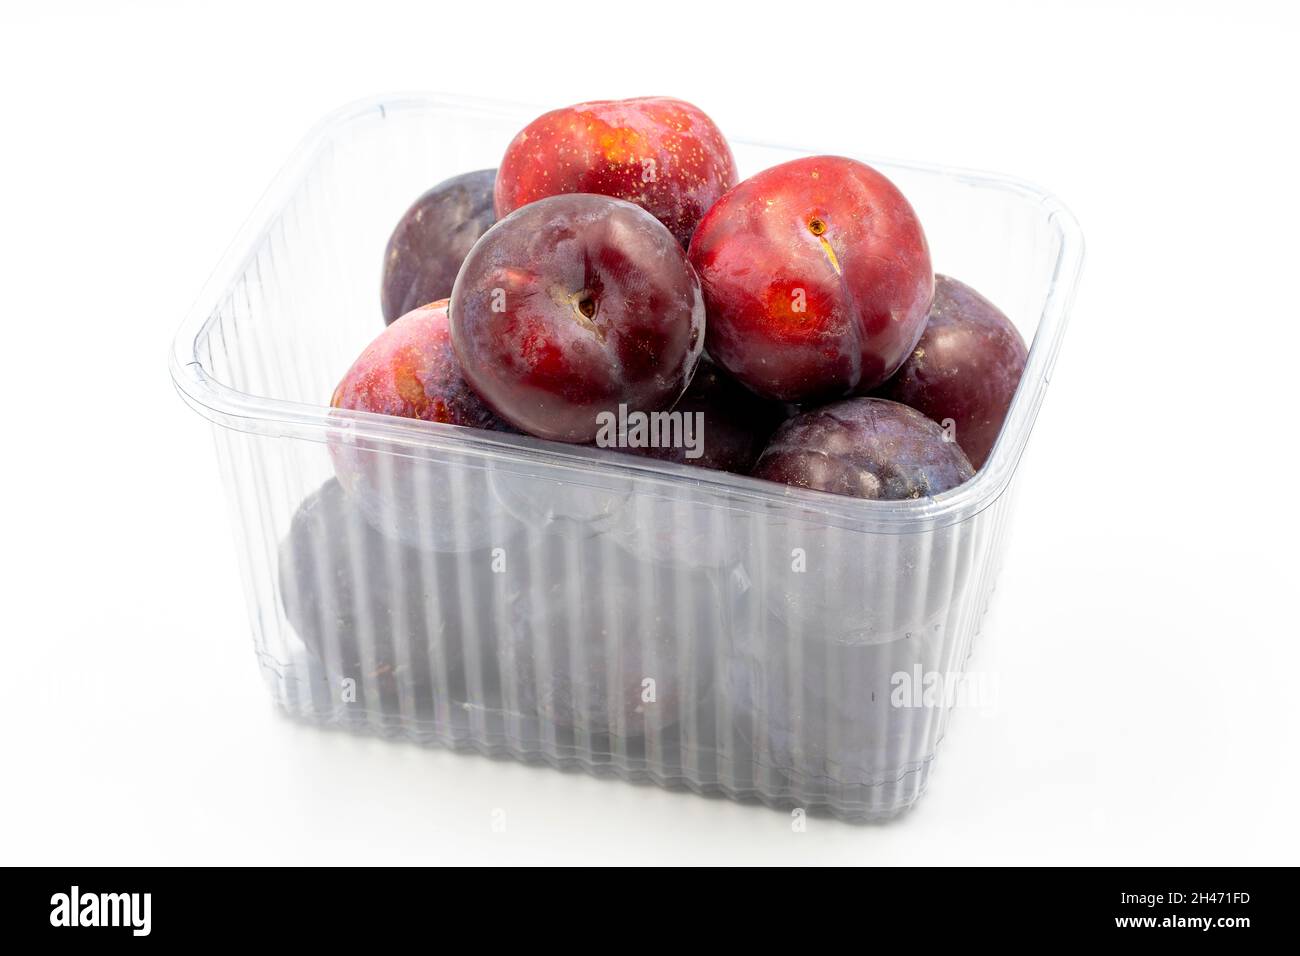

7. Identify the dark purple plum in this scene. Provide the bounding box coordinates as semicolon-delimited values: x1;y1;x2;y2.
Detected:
278;479;460;715
381;169;496;325
450;194;705;443
621;358;786;474
496;534;715;738
752;398;974;500
878;274;1028;469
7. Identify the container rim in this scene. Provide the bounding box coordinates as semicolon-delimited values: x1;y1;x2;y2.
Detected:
169;92;1084;535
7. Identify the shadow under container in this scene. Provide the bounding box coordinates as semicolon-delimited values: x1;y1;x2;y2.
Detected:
170;94;1083;822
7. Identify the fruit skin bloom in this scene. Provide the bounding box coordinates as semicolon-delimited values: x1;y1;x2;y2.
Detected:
689;155;933;403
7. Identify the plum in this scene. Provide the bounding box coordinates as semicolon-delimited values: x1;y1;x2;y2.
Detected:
877;274;1027;469
329;300;516;551
450;194;705;443
752;398;973;500
331;299;512;431
688;156;933;402
278;479;464;718
725;603;956;794
495;97;737;247
621;357;786;474
380;169;496;325
495;534;715;740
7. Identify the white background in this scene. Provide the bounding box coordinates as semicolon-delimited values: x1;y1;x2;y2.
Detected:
2;0;1297;865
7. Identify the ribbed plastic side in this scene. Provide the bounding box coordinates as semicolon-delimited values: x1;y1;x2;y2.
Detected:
211;416;1018;822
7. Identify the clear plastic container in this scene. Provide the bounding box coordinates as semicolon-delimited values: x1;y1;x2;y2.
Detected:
170;93;1083;822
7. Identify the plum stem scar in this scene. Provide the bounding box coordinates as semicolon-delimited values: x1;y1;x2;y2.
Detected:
552;286;604;339
807;219;841;275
